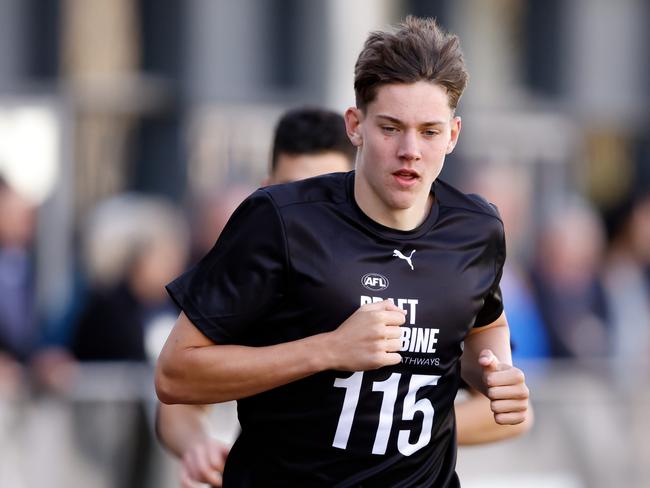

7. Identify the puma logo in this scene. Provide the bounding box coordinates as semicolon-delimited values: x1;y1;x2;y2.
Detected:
393;249;416;270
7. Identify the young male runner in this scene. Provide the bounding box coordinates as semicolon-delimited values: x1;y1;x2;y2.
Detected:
156;17;529;487
157;107;532;487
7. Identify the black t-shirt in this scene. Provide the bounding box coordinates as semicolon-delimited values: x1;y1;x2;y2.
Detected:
167;171;505;488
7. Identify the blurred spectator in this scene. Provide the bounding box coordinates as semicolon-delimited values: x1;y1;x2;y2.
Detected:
71;194;190;363
29;194;192;395
531;197;609;358
54;194;191;488
464;163;550;360
601;192;650;364
0;178;37;394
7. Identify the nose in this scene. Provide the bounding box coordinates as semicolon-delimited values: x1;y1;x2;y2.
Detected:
397;130;421;161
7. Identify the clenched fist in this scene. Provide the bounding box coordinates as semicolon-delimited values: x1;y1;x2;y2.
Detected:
479;349;529;425
326;300;406;371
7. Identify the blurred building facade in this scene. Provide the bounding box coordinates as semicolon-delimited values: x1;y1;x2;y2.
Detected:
1;0;649;311
1;0;648;197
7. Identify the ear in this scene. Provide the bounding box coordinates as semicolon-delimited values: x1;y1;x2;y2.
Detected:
344;107;364;147
446;116;462;154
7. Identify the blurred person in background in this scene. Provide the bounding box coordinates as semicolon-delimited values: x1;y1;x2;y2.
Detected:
30;195;193;394
71;195;190;363
455;163;542;446
464;163;550;362
531;197;609;358
0;178;37;395
601;191;650;365
50;194;191;488
157;106;531;487
156;107;355;488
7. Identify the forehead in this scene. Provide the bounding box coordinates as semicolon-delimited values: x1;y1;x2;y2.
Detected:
367;81;453;122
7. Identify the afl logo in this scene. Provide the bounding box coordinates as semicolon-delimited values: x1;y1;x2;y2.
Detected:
362;273;389;291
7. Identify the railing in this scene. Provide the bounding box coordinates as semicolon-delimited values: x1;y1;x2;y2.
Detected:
0;360;648;488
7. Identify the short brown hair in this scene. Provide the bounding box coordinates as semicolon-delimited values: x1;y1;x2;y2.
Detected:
354;16;468;112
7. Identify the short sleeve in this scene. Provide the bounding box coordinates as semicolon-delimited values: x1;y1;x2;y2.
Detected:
473;209;506;328
166;190;288;344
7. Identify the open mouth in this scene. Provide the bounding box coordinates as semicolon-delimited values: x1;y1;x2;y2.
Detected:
393;169;420;182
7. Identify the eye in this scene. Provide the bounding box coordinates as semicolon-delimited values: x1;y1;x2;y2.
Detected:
381;125;398;134
422;129;439;137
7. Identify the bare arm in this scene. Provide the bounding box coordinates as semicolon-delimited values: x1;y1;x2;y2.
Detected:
460;313;512;396
455;388;534;445
460;312;529;425
155;300;406;404
156;402;214;458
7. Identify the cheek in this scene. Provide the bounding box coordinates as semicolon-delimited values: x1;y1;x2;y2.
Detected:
366;134;395;160
427;139;453;161
433;133;453;150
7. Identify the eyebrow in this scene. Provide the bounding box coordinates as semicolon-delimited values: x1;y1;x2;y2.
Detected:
375;114;447;126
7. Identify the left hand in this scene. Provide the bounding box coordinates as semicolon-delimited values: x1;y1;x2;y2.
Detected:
180;437;230;488
478;349;529;425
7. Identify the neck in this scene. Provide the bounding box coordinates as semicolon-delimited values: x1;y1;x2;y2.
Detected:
354;177;433;231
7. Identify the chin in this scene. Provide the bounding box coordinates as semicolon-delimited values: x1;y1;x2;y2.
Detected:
387;195;417;210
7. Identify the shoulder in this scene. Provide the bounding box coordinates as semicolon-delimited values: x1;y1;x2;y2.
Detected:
435;179;503;224
223;173;348;237
260;172;349;210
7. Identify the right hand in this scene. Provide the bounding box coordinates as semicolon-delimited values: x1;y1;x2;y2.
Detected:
179;437;230;488
327;299;406;371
